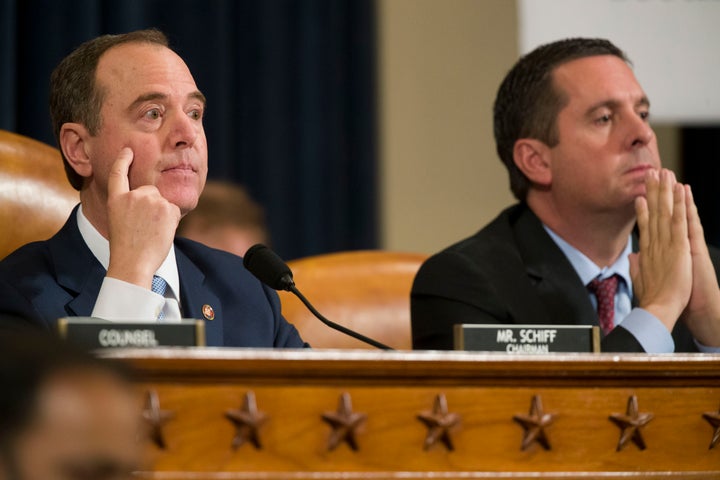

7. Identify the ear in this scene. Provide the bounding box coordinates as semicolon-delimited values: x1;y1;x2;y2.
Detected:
512;138;552;188
59;123;93;178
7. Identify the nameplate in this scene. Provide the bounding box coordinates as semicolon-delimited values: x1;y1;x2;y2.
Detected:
57;318;205;348
454;324;600;353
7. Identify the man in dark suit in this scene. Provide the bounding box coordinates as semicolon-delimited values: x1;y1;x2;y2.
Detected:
0;29;305;348
411;38;720;353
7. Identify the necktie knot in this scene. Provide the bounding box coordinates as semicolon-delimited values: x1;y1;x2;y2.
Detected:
151;275;167;296
587;274;619;335
151;275;167;320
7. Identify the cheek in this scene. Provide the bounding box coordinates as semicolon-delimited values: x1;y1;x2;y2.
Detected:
197;169;207;191
127;158;158;189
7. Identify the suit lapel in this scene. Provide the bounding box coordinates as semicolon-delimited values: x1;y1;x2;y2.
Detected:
175;246;224;346
47;207;106;317
512;206;599;327
44;208;225;346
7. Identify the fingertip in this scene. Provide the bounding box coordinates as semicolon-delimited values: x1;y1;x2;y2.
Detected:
634;195;646;210
645;168;659;187
118;147;134;162
108;147;134;196
685;184;699;218
111;148;135;174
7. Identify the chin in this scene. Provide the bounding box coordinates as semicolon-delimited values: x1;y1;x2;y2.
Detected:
177;198;200;216
162;189;199;215
632;188;647;199
626;180;648;198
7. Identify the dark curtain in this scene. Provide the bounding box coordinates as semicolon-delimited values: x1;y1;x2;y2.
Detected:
0;0;378;261
681;127;720;248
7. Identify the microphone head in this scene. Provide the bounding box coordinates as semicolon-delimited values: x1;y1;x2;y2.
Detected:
243;244;295;291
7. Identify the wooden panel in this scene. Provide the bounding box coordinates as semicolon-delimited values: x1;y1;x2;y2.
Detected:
103;349;720;480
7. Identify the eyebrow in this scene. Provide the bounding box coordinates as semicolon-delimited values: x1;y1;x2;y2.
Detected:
127;90;207;113
189;90;207;106
585;96;651;117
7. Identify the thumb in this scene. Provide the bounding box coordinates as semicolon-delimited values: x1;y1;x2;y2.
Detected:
107;148;134;198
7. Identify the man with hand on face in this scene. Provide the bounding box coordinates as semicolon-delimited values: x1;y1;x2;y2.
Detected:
0;29;305;348
411;38;720;353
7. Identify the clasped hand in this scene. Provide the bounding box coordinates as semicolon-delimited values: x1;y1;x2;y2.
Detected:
630;168;720;347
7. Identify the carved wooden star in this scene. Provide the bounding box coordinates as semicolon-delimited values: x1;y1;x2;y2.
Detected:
225;391;268;450
417;393;461;451
321;392;367;451
512;395;556;451
142;389;175;449
702;403;720;450
609;395;654;451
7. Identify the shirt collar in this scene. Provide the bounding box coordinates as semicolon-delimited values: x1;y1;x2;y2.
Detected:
542;224;633;288
76;205;181;300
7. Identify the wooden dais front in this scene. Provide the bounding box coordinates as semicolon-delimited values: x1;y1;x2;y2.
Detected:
103;349;720;479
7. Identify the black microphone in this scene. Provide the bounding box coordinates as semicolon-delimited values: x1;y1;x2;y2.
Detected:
243;244;393;350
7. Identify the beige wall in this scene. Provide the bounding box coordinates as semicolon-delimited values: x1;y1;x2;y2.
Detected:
378;0;680;254
378;0;516;254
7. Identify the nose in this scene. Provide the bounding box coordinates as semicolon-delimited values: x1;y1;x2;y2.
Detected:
627;113;655;149
167;110;200;149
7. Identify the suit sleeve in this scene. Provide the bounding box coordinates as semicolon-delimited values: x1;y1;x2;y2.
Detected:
263;284;309;348
411;250;508;350
0;277;50;331
599;326;645;352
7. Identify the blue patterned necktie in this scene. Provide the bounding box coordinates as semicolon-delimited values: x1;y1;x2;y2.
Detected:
151;275;167;320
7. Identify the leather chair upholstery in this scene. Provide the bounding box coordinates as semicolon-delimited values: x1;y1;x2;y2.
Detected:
0;130;78;260
277;250;428;350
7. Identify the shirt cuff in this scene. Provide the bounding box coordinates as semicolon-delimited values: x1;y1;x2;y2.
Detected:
91;277;164;321
618;308;675;353
694;338;720;353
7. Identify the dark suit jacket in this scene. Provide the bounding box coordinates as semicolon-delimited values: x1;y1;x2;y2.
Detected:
411;203;714;353
0;207;306;348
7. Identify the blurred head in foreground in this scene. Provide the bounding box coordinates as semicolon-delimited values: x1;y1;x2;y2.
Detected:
0;333;144;480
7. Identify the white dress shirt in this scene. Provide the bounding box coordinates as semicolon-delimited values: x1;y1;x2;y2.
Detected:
77;206;182;321
544;226;720;353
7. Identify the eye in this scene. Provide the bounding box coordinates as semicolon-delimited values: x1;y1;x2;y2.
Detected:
639;110;650;121
188;109;203;121
144;109;161;120
595;114;612;125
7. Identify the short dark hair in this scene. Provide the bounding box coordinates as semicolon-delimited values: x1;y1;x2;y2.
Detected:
177;181;269;242
493;38;629;200
49;29;169;190
0;332;132;461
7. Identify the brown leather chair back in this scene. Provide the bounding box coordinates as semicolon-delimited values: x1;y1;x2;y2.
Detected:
0;130;79;260
277;250;428;350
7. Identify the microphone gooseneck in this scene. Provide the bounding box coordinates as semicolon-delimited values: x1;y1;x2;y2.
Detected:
243;244;393;350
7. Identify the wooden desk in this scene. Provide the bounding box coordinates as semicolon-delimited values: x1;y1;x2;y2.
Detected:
104;349;720;479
